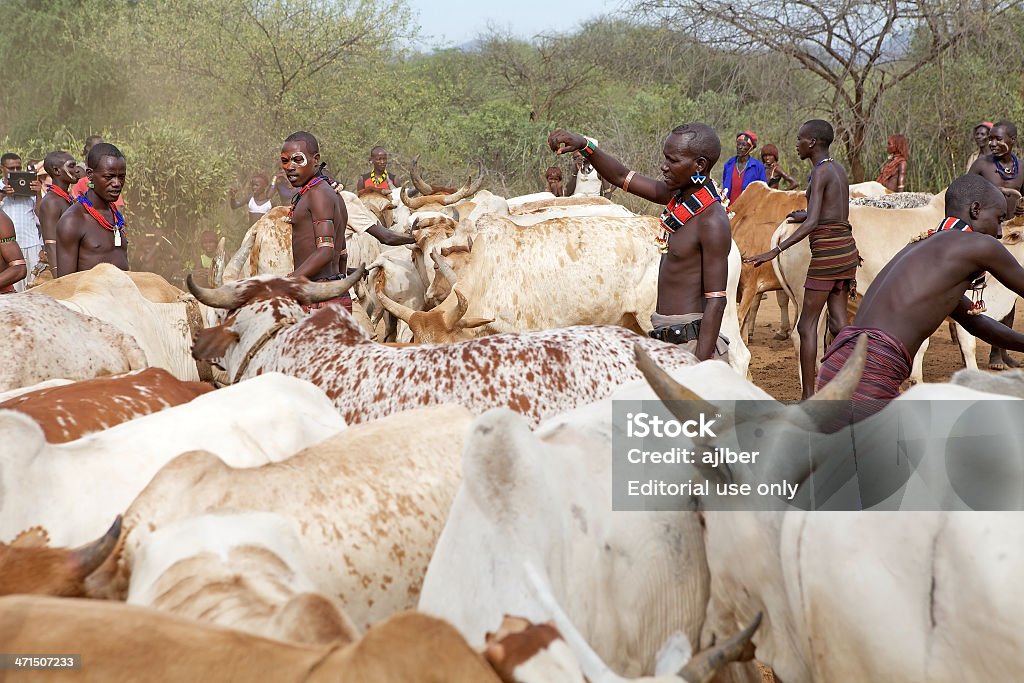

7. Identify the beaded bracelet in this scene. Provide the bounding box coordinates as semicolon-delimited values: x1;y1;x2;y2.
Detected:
580;137;598;159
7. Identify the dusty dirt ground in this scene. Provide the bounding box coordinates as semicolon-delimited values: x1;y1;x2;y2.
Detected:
745;295;1023;401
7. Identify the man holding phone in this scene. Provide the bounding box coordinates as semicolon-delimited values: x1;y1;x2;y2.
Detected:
1;152;42;290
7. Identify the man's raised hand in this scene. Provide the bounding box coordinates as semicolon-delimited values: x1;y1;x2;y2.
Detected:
548;129;586;155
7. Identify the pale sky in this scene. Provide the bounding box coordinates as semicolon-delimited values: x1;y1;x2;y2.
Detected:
407;0;622;48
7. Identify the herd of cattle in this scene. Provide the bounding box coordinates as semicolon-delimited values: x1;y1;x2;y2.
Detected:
3;172;1024;682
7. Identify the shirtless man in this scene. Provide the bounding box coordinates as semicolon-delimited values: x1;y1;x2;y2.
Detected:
816;174;1024;424
547;124;732;361
968;119;1024;370
0;212;26;293
280;131;351;312
55;143;128;277
745;119;858;398
36;150;79;272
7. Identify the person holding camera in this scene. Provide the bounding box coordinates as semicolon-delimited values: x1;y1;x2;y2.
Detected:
1;152;42;291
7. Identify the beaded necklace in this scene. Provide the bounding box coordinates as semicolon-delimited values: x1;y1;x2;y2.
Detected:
47;184;73;205
368;169;388;186
286;175;327;223
994;154;1019;181
77;194;126;247
655;180;721;253
913;217;987;314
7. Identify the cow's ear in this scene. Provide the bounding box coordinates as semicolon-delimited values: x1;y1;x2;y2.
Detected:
458;317;494;330
1004;229;1023;245
10;526;50;548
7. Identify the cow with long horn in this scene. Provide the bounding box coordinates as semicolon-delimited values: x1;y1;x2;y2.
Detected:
189;270;706;427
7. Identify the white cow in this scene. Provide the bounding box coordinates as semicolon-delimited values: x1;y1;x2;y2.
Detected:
0;292;146;392
419;360;781;680
30;265;208;382
126;512;360;645
410;213;751;377
425;336;1024;682
0;373;345;546
94;405;473;631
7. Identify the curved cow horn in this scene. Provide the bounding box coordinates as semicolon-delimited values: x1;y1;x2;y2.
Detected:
438;288;469;331
430;249;459;288
796;334;868;431
410;156;434;197
466;160;485;195
634;344;730;427
187;274;243;310
441;181;473;206
376;289;417;324
401;183;432;210
71;515;123;579
677;612;762;683
300;266;365;305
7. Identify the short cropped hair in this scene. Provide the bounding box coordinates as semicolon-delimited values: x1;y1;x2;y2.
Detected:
87;143;124;170
43;150;71;177
946;174;1005;216
369;146;386;157
801;119;835;147
670;123;722;169
285;131;320;154
992;120;1018;139
1;153;21;165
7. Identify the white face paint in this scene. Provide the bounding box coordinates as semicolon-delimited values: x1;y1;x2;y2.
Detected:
289;152;308;168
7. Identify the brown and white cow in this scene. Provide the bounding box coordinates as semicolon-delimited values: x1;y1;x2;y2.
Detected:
0;517;121;597
0;368;213;443
0;597;756;682
92;405;473;631
729;182;804;343
126;512;361;645
188;271;703;427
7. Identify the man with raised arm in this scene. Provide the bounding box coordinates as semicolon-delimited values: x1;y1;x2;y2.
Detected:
547;124;732;361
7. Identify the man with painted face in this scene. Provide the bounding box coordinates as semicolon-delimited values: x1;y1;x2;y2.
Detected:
547;124;732;362
37;150;80;272
280;131;351;313
745;119;858;399
55;143;129;277
815;175;1024;426
968;119;1024;370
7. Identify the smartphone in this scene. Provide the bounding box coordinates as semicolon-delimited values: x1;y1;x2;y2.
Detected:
6;172;36;197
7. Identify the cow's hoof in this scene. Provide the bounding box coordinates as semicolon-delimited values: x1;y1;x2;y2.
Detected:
773;330;790;341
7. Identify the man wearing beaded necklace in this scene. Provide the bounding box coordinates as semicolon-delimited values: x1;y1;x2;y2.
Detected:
814;175;1024;428
357;146;398;198
745;119;859;399
280;131;351;312
547;123;732;361
55;143;128;278
37;151;79;273
968;119;1024;371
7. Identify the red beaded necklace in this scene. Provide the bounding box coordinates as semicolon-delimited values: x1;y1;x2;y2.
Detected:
78;194;126;247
